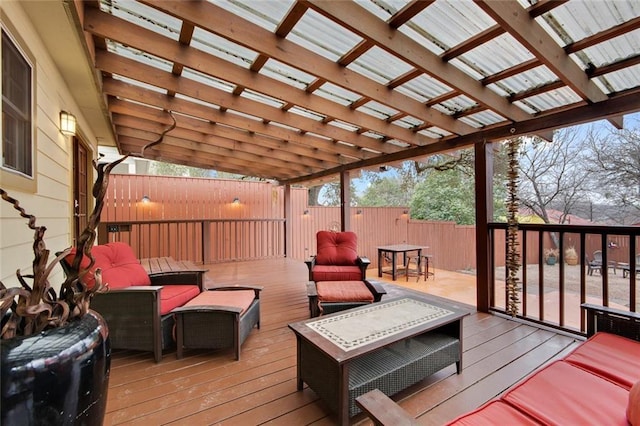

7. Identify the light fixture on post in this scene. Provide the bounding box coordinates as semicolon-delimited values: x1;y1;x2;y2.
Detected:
403;209;409;215
303;210;310;215
356;209;362;215
59;111;77;136
141;195;151;203
232;197;240;204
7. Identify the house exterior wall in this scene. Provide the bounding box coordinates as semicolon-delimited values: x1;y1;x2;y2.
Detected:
0;2;99;289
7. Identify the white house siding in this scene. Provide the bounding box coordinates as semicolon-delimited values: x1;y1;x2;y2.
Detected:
0;1;99;290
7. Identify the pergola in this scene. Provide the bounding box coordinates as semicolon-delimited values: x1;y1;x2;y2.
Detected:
22;0;640;310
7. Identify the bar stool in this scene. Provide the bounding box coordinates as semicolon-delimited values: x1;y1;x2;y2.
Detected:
405;254;435;282
421;254;435;280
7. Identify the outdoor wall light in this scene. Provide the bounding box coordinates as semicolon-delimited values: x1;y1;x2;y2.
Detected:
233;197;240;204
60;111;77;136
141;195;151;203
356;209;362;215
303;210;310;215
403;209;409;215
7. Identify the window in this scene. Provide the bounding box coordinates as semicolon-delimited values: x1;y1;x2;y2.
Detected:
2;29;33;177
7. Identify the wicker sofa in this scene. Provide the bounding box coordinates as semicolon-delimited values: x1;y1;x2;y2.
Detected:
356;303;640;426
60;242;205;362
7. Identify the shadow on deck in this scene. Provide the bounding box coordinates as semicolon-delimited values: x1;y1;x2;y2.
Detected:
104;258;580;425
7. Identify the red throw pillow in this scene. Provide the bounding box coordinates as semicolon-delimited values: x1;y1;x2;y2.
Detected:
315;231;358;266
629;380;640;426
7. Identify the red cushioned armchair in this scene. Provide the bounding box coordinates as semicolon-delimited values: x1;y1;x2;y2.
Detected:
59;242;204;363
305;231;384;317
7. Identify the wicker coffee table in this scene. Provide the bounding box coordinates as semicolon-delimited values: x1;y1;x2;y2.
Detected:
288;296;468;425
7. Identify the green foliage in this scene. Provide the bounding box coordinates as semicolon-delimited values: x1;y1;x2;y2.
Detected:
149;161;213;178
359;175;413;206
318;181;359;206
410;168;476;225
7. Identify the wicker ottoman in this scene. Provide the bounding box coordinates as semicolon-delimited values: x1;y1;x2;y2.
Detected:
173;286;262;360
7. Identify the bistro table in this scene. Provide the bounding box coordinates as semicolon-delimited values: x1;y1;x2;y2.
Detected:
377;244;425;281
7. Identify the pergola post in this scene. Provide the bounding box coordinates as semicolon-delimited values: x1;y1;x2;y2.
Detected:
340;170;351;232
284;184;292;257
475;141;494;313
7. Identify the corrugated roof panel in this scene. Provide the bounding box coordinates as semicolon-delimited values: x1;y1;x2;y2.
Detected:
103;0;181;40
210;0;295;32
394;116;424;129
448;57;485;80
575;31;640;69
459;110;505;128
225;109;264;122
357;101;399;120
459;33;534;77
385;139;411;147
396;74;452;103
400;0;495;55
288;9;362;61
348;46;415;84
536;1;640;46
361;131;385;140
594;63;640;94
288;106;327;121
418;126;452;139
355;0;411;20
259;59;315;90
109;42;173;72
191;27;258;69
182;68;236;93
518;87;582;113
438;95;477;115
174;92;221;110
314;83;361;106
239;89;287;109
494;65;559;96
329;120;361;132
112;74;166;94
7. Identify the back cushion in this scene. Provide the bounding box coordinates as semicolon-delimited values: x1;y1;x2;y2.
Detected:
315;231;358;266
66;242;151;289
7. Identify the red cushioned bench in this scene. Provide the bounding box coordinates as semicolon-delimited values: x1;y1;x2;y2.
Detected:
355;303;640;426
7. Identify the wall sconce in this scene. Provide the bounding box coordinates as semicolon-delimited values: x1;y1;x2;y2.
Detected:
403;209;409;215
356;209;362;215
303;210;310;215
232;197;240;204
141;195;151;203
60;111;77;136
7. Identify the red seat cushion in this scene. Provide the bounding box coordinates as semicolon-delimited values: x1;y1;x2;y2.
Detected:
183;290;255;314
316;281;374;303
315;231;358;266
565;332;640;389
502;360;629;426
629;380;640;425
160;285;201;315
312;265;363;282
66;242;150;289
446;400;540;425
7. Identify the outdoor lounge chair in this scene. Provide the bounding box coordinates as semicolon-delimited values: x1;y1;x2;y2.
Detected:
305;231;384;317
587;250;617;276
59;242;205;362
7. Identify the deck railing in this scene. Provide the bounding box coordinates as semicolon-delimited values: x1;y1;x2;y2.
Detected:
97;219;286;263
489;222;640;335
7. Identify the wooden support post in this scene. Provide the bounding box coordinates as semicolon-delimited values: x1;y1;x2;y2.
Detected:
284;184;292;257
475;141;493;313
340;170;351;232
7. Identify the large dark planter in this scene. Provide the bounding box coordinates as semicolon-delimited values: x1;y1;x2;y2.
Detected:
1;310;110;426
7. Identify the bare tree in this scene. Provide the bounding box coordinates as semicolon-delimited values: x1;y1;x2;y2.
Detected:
517;128;591;224
584;122;640;224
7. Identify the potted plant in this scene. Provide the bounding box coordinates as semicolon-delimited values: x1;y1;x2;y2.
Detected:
0;156;127;425
544;248;559;265
565;246;579;265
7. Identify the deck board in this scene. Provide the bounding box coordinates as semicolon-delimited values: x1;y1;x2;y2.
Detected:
103;258;581;425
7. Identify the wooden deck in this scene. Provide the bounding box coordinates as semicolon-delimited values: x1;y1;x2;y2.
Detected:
104;259;581;425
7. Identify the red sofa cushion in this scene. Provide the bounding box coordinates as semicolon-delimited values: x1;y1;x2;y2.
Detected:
161;285;202;315
312;265;363;282
565;331;640;389
66;242;150;289
447;400;540;425
315;231;358;266
183;290;255;314
316;281;374;303
503;360;629;426
629;380;640;425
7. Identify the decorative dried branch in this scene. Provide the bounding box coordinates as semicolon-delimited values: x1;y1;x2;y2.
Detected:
506;137;521;317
